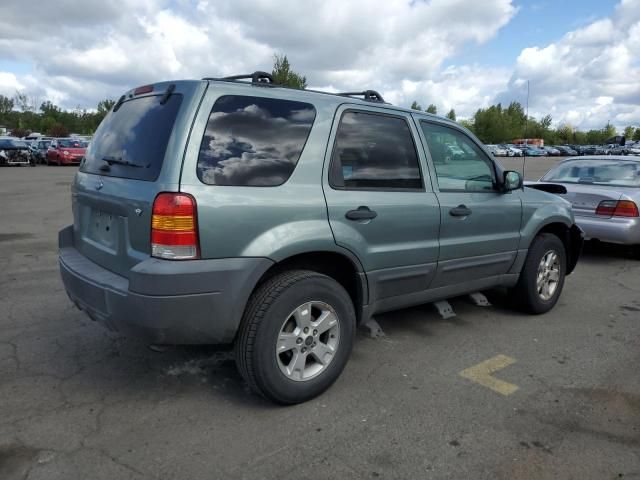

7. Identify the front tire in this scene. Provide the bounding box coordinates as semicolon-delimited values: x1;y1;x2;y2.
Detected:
511;233;566;314
235;270;356;404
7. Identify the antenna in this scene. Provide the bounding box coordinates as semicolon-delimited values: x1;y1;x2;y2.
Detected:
522;80;530;182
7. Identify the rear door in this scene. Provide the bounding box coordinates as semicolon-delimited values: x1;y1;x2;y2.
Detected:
71;81;206;277
417;119;522;287
323;106;441;304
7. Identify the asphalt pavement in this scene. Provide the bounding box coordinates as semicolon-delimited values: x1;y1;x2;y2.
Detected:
1;161;638;480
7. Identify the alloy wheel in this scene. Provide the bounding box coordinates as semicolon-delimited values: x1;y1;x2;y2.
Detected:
275;301;340;382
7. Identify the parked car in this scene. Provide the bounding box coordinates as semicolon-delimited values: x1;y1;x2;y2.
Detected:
555;146;578;156
58;73;584;404
500;144;523;157
24;132;44;141
606;144;625;155
522;146;546;156
581;145;608;156
0;137;33;166
541;146;561;156
46;138;87;165
485;144;508;156
29;138;53;164
623;142;640;156
568;145;586;155
535;156;639;254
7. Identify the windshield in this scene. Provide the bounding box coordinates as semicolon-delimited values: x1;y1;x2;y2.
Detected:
542;159;640;187
0;139;28;148
58;139;85;148
80;93;183;181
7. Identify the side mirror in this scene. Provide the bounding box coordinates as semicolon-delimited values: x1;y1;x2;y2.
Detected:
503;170;522;191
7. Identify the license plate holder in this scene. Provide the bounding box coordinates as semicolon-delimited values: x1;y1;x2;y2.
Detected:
88;210;117;249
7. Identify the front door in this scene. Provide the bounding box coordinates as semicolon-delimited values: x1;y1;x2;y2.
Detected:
323;106;441;304
417;119;522;287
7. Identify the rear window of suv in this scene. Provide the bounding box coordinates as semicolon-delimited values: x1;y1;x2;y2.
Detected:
80;94;183;181
197;95;316;186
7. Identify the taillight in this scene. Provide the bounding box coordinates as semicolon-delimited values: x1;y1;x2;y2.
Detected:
595;200;639;218
595;200;616;217
151;193;199;260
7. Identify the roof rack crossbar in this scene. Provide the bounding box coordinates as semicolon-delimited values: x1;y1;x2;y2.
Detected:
336;90;386;103
202;71;274;84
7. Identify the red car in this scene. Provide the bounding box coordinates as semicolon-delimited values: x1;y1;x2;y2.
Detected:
46;138;87;165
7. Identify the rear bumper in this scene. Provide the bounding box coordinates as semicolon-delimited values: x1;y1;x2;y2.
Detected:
58;226;273;345
60;156;82;165
575;215;640;245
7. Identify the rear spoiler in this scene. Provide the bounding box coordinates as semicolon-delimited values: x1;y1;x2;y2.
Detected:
524;182;567;195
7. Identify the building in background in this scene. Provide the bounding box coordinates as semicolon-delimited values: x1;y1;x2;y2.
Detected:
513;138;544;147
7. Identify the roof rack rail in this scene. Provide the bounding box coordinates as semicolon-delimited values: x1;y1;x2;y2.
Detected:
202;71;274;84
336;90;386;103
202;73;389;104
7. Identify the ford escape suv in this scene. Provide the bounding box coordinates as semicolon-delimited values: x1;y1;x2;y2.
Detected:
59;72;583;404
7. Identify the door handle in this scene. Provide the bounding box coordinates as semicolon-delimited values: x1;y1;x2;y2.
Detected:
449;205;472;217
345;206;378;221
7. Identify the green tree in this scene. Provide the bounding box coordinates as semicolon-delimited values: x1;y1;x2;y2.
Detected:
458;119;474;132
426;104;437;114
271;54;307;89
445;109;456;121
97;99;116;115
586;129;603;145
602;122;616;140
410;100;422;111
623;126;636;140
0;95;13;115
633;129;640;141
50;123;70;137
555;124;574;144
14;91;34;112
573;130;587;145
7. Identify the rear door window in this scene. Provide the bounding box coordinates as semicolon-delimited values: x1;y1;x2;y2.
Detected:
80;94;183;181
197;95;316;186
329;111;422;190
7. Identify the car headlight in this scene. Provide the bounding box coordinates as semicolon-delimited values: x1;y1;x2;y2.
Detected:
63;150;69;155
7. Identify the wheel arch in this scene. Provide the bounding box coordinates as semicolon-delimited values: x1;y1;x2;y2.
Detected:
251;250;368;324
530;221;583;275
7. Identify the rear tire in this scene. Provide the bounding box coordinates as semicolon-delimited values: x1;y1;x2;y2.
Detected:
511;233;566;314
235;270;356;404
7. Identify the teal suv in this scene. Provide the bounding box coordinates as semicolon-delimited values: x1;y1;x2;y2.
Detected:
59;72;583;404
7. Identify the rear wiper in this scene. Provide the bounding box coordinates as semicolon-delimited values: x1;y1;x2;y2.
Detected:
101;156;143;168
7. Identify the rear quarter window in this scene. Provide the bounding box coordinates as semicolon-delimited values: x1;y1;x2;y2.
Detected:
197;95;316;186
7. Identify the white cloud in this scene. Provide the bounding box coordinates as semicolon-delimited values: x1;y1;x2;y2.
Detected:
498;0;640;130
0;0;637;133
0;72;24;96
0;0;515;114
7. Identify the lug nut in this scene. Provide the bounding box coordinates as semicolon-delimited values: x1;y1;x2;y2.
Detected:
301;347;307;353
303;327;309;334
296;337;303;344
313;329;318;336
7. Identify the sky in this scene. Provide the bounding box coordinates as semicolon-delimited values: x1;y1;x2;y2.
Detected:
0;0;638;131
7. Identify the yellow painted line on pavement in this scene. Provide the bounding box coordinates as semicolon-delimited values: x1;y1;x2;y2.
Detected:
459;354;519;396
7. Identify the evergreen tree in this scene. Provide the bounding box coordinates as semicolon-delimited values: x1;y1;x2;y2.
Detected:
271;54;307;89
